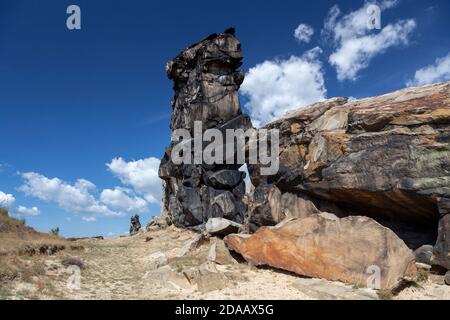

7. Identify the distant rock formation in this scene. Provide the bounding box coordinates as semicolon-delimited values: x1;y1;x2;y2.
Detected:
130;214;141;236
159;29;252;227
246;82;450;270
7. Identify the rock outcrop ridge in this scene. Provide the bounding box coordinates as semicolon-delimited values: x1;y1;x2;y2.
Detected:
246;82;450;270
158;29;450;286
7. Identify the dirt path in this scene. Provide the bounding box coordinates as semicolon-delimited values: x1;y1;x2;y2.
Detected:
1;226;449;300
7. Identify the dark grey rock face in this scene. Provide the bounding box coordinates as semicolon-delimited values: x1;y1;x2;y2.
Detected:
433;214;450;269
159;29;252;227
130;214;141;236
445;271;450;285
414;245;434;265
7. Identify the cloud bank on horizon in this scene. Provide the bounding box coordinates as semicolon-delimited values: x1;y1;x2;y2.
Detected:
0;156;162;222
407;52;450;87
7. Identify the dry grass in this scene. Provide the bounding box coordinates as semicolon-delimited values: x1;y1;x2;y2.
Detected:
377;289;394;300
0;208;25;227
61;256;84;269
0;210;69;256
0;208;77;298
0;232;69;255
0;255;46;281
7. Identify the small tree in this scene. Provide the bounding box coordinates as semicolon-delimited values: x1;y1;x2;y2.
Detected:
50;227;60;236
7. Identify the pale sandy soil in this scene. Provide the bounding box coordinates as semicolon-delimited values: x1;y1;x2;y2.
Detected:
1;226;448;300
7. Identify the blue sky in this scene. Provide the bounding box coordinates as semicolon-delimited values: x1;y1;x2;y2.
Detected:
0;0;449;237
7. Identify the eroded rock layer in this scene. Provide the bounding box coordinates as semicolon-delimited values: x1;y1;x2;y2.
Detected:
247;82;450;269
159;29;251;227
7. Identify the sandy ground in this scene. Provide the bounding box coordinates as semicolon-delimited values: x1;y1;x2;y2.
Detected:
1;226;449;300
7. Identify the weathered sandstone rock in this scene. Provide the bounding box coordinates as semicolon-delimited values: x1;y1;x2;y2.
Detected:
433;214;450;269
159;28;251;227
225;213;416;289
207;238;237;265
290;278;379;300
177;233;207;257
245;183;322;232
247;82;450;269
159;28;450;273
205;217;242;237
182;261;229;293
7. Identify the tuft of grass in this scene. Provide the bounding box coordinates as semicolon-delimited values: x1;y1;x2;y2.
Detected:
352;283;365;289
377;289;393;300
16;289;31;299
0;255;46;284
415;269;429;283
0;287;12;299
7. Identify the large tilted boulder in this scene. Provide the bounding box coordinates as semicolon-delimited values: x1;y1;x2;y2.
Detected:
159;29;252;227
225;213;417;290
247;82;450;269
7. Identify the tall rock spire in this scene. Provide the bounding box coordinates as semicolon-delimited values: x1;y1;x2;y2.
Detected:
159;29;252;227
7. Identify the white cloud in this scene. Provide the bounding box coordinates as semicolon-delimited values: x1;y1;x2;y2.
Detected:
0;190;40;217
16;206;40;216
19;172;123;217
82;216;97;222
100;187;148;213
17;157;162;219
407;52;450;87
0;191;15;208
241;47;326;127
107;157;162;204
294;24;314;43
324;1;416;81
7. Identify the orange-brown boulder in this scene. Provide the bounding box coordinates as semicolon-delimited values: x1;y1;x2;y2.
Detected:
225;213;416;290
